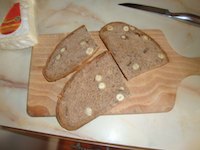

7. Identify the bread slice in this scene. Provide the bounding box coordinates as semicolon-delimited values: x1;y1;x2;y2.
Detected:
99;22;168;80
43;25;99;82
56;52;130;130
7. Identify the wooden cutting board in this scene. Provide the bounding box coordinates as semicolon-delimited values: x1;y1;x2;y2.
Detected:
27;30;200;116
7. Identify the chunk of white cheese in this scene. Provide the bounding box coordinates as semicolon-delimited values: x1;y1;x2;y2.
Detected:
0;0;38;50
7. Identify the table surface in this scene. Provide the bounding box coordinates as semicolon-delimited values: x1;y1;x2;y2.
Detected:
0;0;200;149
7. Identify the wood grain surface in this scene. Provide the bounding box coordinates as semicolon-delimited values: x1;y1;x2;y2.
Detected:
27;30;200;116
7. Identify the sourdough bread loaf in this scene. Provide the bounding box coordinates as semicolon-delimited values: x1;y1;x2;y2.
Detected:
99;22;168;80
43;25;99;82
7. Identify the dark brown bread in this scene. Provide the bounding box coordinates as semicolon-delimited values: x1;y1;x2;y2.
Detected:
56;52;130;130
43;25;99;82
99;22;168;80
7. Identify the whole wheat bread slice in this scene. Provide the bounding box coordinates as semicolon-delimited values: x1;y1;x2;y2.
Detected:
99;22;168;80
43;25;99;82
56;52;130;130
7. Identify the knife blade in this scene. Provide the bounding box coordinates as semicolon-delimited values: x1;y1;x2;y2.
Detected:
119;3;200;27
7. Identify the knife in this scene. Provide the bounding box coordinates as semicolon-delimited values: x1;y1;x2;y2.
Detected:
119;3;200;27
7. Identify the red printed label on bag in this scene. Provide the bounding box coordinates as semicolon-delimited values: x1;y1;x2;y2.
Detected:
0;3;21;34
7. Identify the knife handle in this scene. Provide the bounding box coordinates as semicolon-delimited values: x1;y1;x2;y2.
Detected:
170;13;200;27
